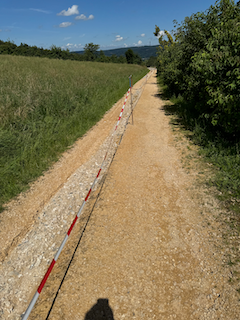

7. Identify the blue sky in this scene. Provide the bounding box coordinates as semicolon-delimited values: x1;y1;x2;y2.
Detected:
0;0;218;51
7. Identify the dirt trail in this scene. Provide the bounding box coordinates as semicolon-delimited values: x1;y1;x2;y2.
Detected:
27;71;240;319
0;80;143;264
0;75;147;319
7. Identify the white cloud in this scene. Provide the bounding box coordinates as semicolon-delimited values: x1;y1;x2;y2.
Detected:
75;14;87;20
62;43;83;50
75;14;94;21
141;33;145;37
64;37;72;41
57;5;79;16
59;22;73;28
133;41;143;46
115;35;123;42
30;8;50;14
156;30;165;38
124;43;128;47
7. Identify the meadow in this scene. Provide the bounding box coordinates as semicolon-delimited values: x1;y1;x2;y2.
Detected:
0;55;148;212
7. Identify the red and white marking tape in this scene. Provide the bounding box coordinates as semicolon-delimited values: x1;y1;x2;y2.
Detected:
22;88;131;320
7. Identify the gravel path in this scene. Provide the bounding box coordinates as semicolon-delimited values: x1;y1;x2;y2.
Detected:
1;71;240;319
29;72;240;319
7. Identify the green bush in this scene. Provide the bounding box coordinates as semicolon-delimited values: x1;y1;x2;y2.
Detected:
156;1;240;214
156;0;240;135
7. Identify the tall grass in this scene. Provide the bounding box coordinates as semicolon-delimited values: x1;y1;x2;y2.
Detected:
0;55;148;212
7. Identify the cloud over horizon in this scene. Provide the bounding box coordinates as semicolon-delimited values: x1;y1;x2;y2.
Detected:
115;35;123;41
133;40;143;46
62;43;83;50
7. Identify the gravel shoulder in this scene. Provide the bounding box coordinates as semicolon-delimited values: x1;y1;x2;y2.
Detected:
1;71;240;319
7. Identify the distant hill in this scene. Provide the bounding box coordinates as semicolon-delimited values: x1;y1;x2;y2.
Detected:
74;45;159;60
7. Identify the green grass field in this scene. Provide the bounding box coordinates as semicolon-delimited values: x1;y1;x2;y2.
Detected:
0;55;148;212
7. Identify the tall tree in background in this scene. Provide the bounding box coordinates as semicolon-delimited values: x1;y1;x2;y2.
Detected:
125;49;135;64
84;43;100;61
125;49;142;65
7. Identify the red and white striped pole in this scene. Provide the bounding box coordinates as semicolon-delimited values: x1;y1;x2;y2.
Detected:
129;75;133;125
22;87;131;320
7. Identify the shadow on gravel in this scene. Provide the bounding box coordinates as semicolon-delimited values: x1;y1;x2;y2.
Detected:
152;92;171;102
152;93;162;99
84;298;115;320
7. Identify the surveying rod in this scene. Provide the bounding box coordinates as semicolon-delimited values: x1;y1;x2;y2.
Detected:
129;75;133;125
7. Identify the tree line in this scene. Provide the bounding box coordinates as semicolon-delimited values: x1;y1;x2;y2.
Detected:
0;40;144;65
155;0;240;136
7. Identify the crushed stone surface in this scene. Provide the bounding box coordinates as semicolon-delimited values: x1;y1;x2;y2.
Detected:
1;71;240;319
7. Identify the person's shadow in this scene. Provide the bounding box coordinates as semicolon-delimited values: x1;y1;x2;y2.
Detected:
84;298;115;320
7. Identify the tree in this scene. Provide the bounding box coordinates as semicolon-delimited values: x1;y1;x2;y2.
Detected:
118;55;127;64
84;43;100;61
146;56;158;67
97;50;110;63
155;0;240;134
134;52;142;65
110;54;118;63
125;49;142;65
125;49;135;64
